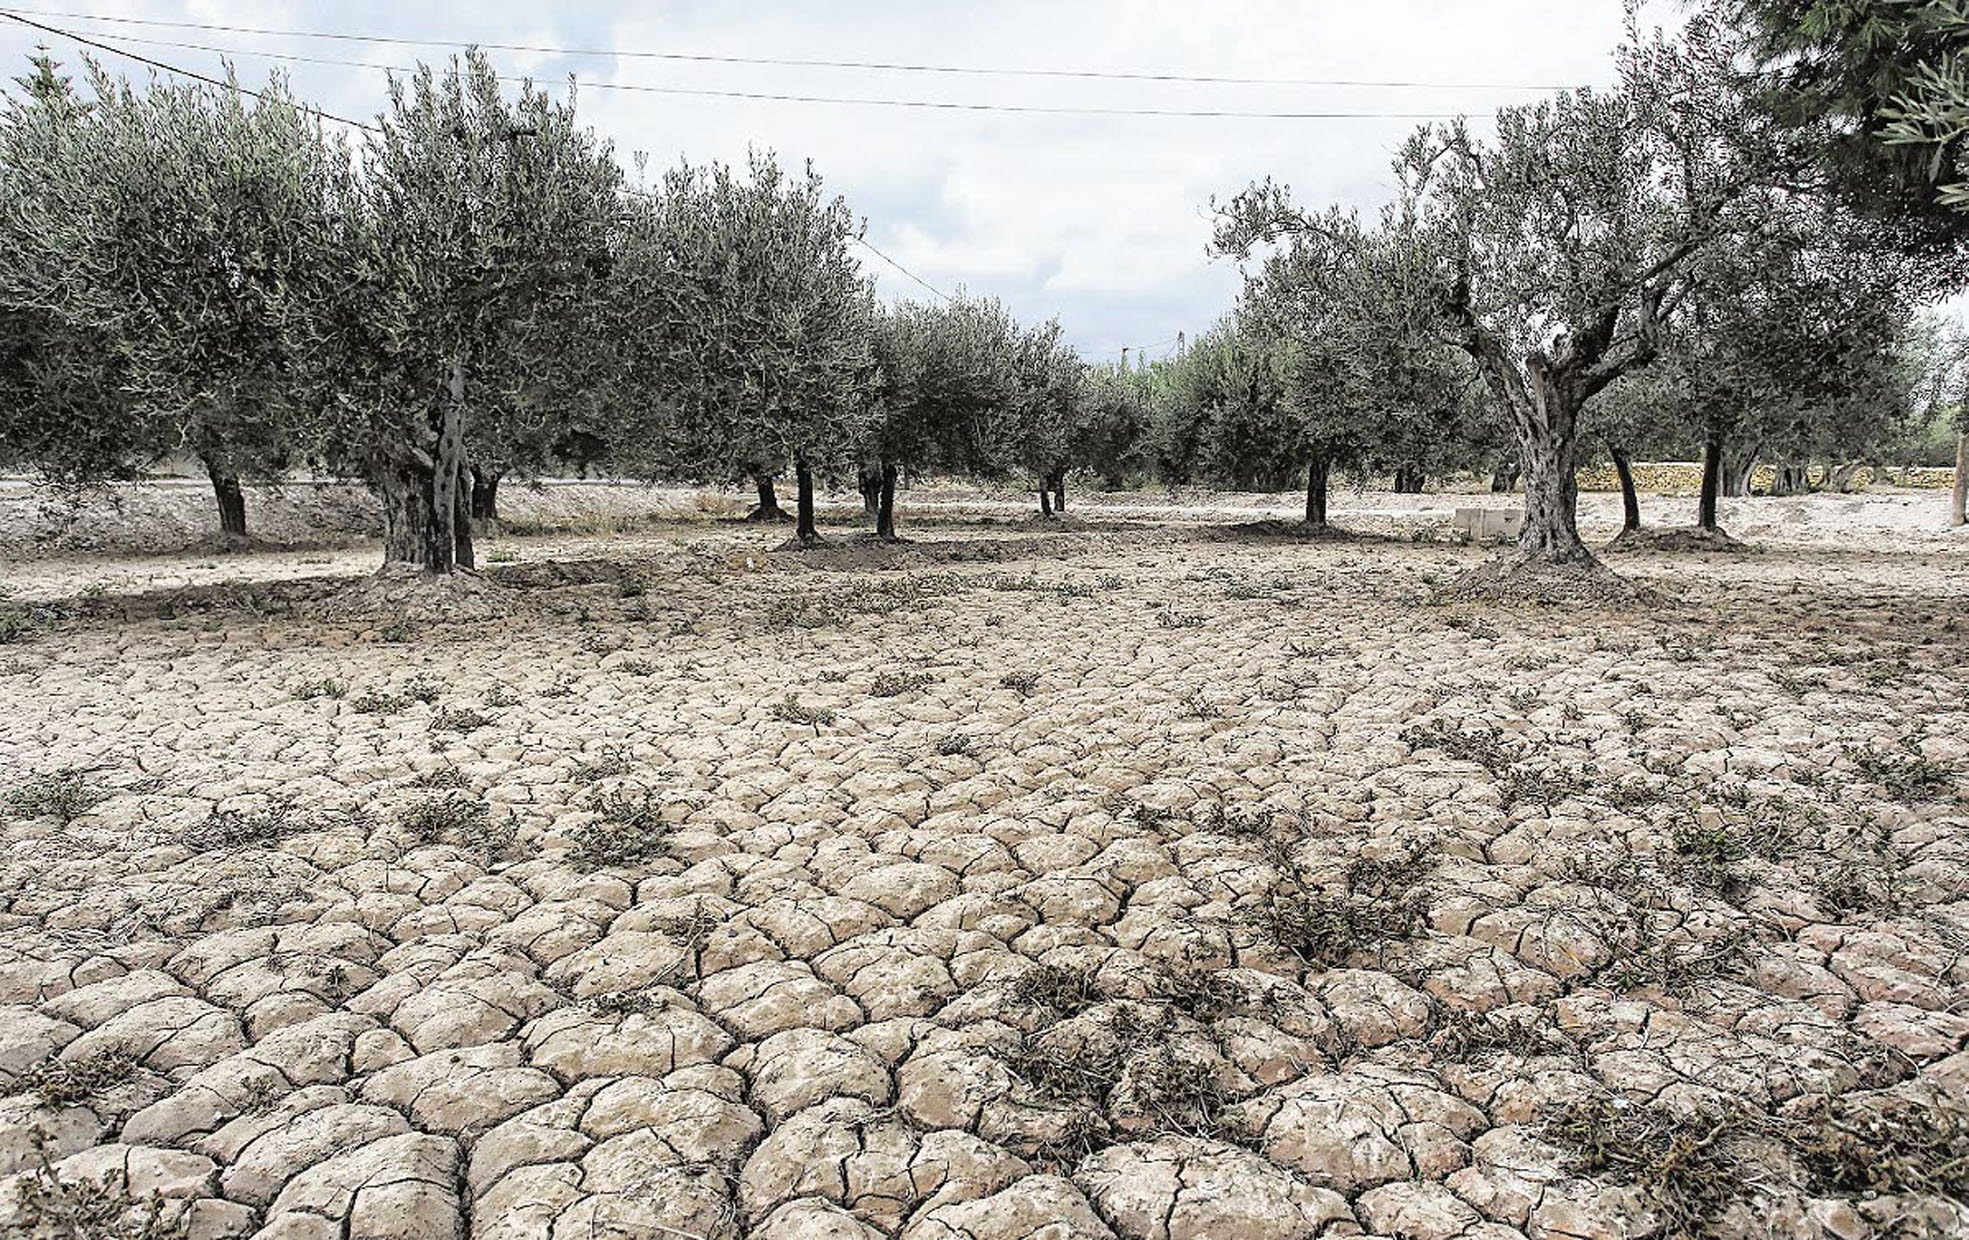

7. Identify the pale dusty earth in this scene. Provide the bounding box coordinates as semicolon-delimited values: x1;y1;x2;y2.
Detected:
0;482;1966;1240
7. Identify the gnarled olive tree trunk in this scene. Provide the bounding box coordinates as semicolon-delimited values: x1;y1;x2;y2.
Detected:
1305;455;1330;527
859;465;883;518
378;352;474;574
1720;442;1760;499
1698;430;1725;532
748;469;791;522
875;462;898;541
1609;445;1640;534
1460;328;1625;579
793;454;821;546
200;452;247;538
1051;472;1067;514
1516;415;1592;562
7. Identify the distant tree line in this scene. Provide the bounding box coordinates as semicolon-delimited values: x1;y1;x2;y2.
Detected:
0;52;1134;571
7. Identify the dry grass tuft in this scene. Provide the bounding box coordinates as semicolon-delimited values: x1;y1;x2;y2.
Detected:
1789;1095;1969;1201
770;695;836;727
1544;1096;1756;1238
18;1052;140;1107
183;799;303;850
1246;888;1427;969
568;788;671;869
4;768;111;824
1009;964;1111;1016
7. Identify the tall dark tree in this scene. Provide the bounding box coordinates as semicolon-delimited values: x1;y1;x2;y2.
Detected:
1724;0;1969;224
1723;2;1969;516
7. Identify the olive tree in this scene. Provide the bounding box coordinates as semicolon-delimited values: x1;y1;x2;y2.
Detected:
310;53;622;574
622;152;875;546
1671;204;1926;535
1010;318;1088;518
0;54;153;495
1151;323;1294;496
1075;362;1155;490
1218;19;1782;593
2;56;337;535
1233;208;1496;526
865;294;1025;538
91;66;337;535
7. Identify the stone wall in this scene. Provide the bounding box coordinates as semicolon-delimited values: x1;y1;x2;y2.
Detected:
1572;462;1955;494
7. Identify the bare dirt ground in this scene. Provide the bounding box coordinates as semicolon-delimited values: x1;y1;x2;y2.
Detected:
1;488;1966;1239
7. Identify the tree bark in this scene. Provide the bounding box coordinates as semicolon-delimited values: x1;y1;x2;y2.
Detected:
379;460;472;572
1038;485;1054;519
1699;430;1724;532
1393;465;1425;494
378;349;473;574
1951;433;1967;528
433;352;467;567
1051;472;1067;513
453;461;475;571
1610;445;1640;533
793;454;820;546
202;454;247;538
748;470;792;522
1516;419;1591;561
1490;462;1519;493
1304;454;1330;527
875;461;898;541
1720;442;1759;498
470;467;501;522
859;466;882;517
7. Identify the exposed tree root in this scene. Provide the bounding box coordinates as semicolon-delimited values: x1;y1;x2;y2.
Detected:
314;562;511;624
1607;526;1754;555
771;534;832;553
1441;549;1652;606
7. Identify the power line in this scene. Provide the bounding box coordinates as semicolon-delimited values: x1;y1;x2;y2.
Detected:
855;237;950;302
0;20;1474;119
0;9;377;130
0;12;1096;345
0;6;1576;92
0;11;994;308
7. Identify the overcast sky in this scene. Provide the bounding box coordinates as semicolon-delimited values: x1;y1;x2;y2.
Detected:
0;2;1637;360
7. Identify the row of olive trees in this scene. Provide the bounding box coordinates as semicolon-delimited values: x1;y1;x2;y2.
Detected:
1195;12;1968;594
0;52;1130;573
1145;310;1504;526
0;53;630;572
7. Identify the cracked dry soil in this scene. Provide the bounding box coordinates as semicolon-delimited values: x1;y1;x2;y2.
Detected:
1;510;1966;1240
